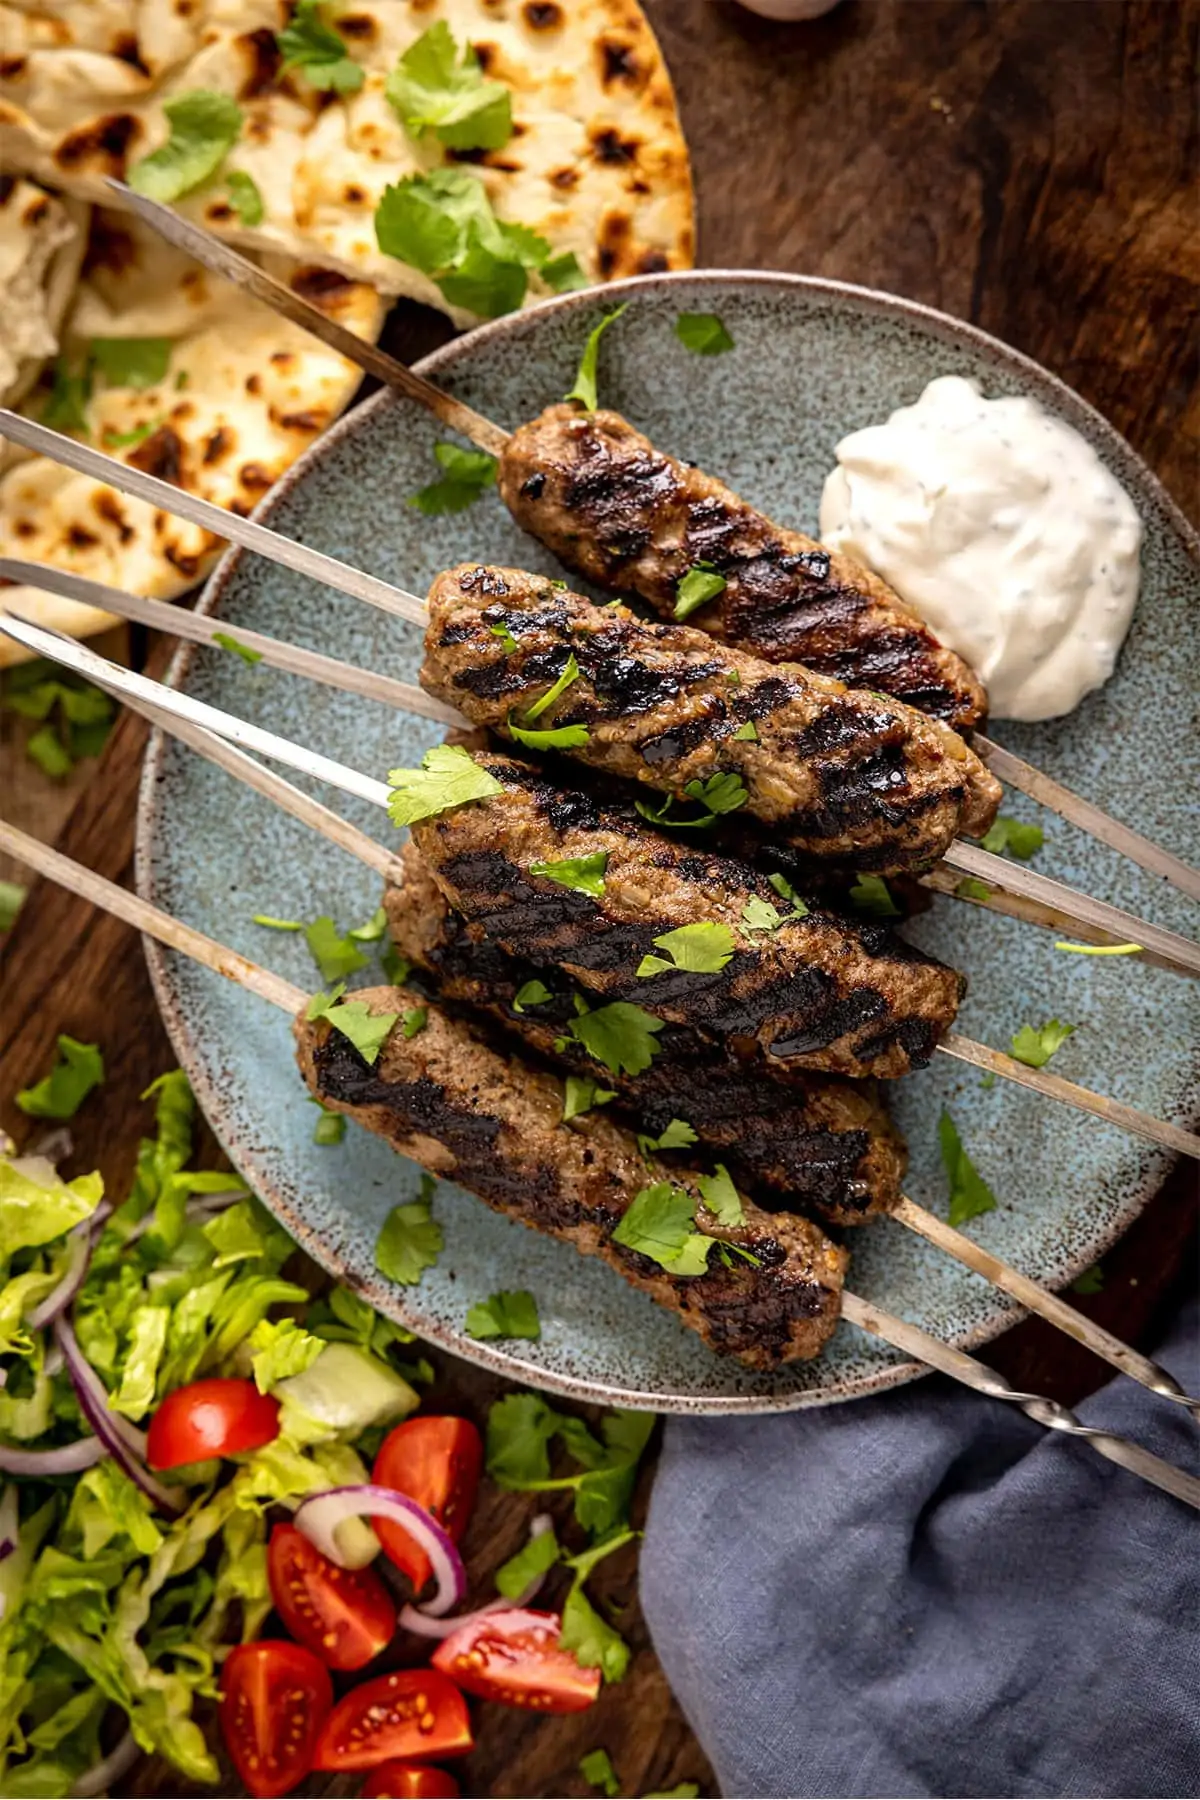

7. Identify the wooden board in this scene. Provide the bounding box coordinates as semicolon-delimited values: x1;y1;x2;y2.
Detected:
1;2;1196;1793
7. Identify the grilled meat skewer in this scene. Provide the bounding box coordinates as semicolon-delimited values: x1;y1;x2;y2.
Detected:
387;841;907;1225
422;565;1001;877
296;985;848;1369
406;745;965;1081
499;404;989;732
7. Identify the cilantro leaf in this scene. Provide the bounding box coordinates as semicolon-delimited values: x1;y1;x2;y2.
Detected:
103;419;160;450
376;1177;442;1286
543;251;588;293
486;1392;563;1484
306;988;399;1065
253;914;302;931
524;652;581;722
1054;940;1143;956
508;716;592;749
387;743;503;827
767;871;809;915
1010;1018;1076;1069
612;1182;715;1276
0;879;26;932
410;441;498;515
465;1289;541;1341
16;1035;104;1120
687;772;747;815
569;1002;664;1077
741;896;782;934
1071;1263;1104;1295
647;1787;701;1798
848;874;900;918
26;725;72;778
981;814;1045;861
277;0;364;94
564;1076;617;1122
938;1108;997;1229
89;337;172;391
381;945;411;986
304;916;369;985
637;921;735;978
955;876;992;902
496;1523;560;1599
385;20;512;151
560;1526;639;1682
128;91;243;202
41;357;91;433
490;621;519;651
349;907;388;943
402;1006;428;1039
733;720;758;741
375;167;550;319
695;1163;743;1227
311;1104;346;1146
486;1401;653;1542
226;169;264;225
530;851;607;898
580;1748;621;1796
565;305;629;411
513;980;553;1014
675;311;735;355
636;1117;697;1157
209;631;261;669
673;565;726;621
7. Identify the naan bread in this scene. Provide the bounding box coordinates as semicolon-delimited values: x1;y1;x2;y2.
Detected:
0;204;385;664
0;0;693;315
0;176;88;409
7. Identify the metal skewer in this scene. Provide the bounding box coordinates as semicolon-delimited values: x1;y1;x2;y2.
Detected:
2;610;1196;1166
111;676;1200;1417
3;549;1196;979
103;180;1200;909
3;814;1198;1507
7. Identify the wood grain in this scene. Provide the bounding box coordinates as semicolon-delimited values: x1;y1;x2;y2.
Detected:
1;3;1196;1794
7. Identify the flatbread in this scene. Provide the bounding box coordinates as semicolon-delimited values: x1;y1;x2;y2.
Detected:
0;204;386;664
0;0;694;316
0;175;88;409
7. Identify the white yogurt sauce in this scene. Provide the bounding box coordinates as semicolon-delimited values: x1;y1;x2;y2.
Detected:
818;375;1142;721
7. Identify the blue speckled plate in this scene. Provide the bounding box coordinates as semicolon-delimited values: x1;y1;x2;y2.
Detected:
135;273;1200;1413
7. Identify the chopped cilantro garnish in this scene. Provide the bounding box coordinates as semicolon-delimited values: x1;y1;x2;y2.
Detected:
696;1163;743;1227
41;357;91;433
0;880;26;932
981;815;1045;861
524;652;582;723
561;1527;639;1683
636;1117;697;1158
410;441;498;514
529;850;607;898
349;907;388;943
543;251;588;293
102;420;160;450
565;305;629;411
128;91;243;202
938;1109;997;1228
496;1522;560;1599
579;1748;621;1796
569;1002;664;1077
563;1075;617;1122
741;896;782;934
26;726;72;779
213;631;262;666
1071;1263;1105;1295
767;871;809;915
486;1395;653;1538
733;720;758;741
311;1103;346;1146
637;922;735;978
277;0;364;93
465;1289;541;1341
376;1174;443;1286
508;717;591;750
612;1183;716;1277
385;20;512;150
1010;1018;1076;1069
489;621;519;652
1054;940;1143;956
513;979;553;1014
375;167;552;319
636;772;749;833
226;169;264;225
848;874;900;918
675;311;735;355
306;987;399;1065
402;1006;428;1039
90;337;171;390
304;916;369;985
381;944;411;986
673;565;726;621
647;1787;701;1798
387;743;503;827
3;660;115;773
253;914;302;931
16;1035;104;1121
955;876;992;902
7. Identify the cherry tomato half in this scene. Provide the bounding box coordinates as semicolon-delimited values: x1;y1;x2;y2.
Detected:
267;1523;396;1671
372;1417;482;1593
361;1764;461;1799
219;1639;332;1799
147;1378;280;1469
313;1668;473;1772
432;1608;600;1714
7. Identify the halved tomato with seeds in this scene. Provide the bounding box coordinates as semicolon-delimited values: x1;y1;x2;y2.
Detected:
267;1523;396;1671
372;1417;483;1593
361;1765;461;1799
219;1639;331;1799
432;1608;600;1713
312;1667;473;1771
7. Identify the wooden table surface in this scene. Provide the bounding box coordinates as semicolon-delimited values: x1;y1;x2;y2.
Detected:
1;4;1196;1795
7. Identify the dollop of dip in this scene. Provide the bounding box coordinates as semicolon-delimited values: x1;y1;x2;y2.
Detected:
818;375;1142;721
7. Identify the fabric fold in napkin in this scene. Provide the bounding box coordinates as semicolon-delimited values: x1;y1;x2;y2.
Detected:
640;1298;1199;1799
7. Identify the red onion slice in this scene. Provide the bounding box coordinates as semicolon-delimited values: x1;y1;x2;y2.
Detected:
0;1437;107;1478
397;1512;556;1639
295;1485;466;1615
25;1231;92;1333
54;1317;181;1512
0;1483;16;1562
70;1729;137;1799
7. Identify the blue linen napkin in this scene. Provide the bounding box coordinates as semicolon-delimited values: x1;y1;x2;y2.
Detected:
640;1298;1199;1799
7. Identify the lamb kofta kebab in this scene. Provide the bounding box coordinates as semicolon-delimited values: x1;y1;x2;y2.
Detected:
3;821;1199;1514
100;181;1200;903
2;610;1195;1166
2;554;1198;981
97;683;1200;1414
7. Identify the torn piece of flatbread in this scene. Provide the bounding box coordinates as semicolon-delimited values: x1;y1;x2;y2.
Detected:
0;0;694;316
0;176;89;410
0;204;385;665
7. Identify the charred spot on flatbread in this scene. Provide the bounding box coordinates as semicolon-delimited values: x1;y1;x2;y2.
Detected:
236;28;282;98
128;426;184;484
55;114;141;176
